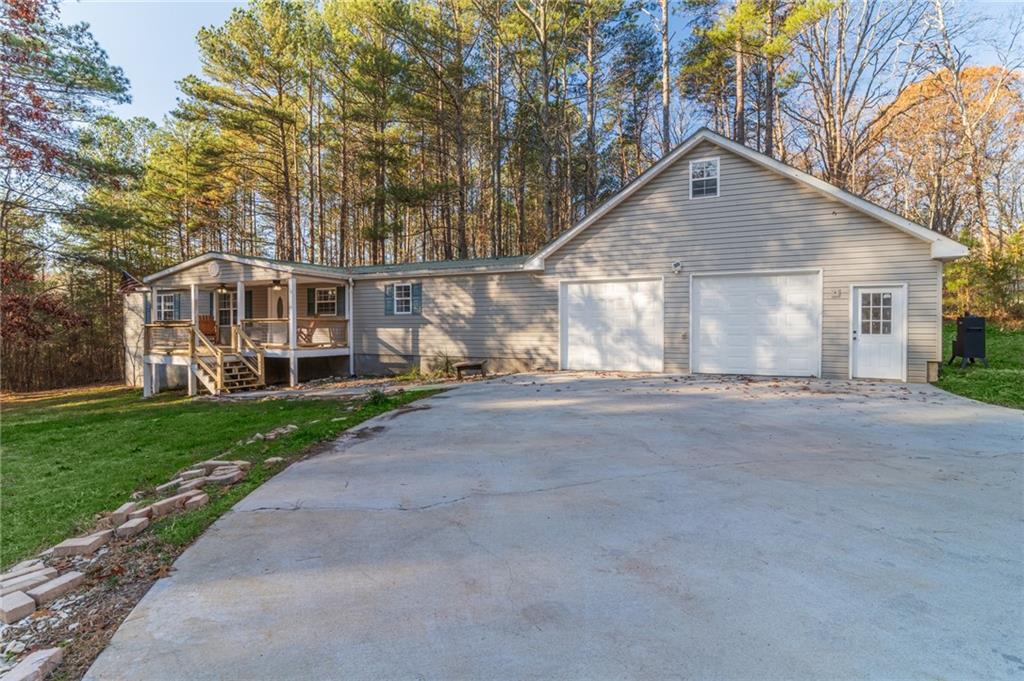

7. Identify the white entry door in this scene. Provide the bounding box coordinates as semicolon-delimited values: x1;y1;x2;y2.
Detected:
691;272;821;376
851;286;905;380
562;279;664;372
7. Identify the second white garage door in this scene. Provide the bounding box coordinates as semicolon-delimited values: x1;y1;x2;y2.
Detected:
691;271;821;377
562;279;663;372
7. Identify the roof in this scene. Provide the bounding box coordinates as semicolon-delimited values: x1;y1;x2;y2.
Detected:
145;129;967;285
524;128;968;267
144;252;530;284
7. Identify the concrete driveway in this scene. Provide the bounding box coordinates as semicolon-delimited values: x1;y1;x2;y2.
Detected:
86;374;1023;680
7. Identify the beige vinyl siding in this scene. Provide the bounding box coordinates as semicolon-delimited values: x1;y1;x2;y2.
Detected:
352;272;557;373
544;141;941;381
326;140;945;382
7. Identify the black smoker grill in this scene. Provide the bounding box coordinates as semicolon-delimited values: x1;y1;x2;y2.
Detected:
948;313;988;368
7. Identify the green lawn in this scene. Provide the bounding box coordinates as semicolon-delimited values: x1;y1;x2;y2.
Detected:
0;385;435;568
937;322;1024;409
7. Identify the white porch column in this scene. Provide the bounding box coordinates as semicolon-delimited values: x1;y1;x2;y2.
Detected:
288;276;299;387
346;279;355;377
236;280;246;323
142;360;153;398
190;283;199;324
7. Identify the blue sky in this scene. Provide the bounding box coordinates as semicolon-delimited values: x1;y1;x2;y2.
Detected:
60;1;246;123
61;0;1020;124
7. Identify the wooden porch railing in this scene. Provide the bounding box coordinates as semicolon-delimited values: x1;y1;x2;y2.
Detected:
232;325;266;387
192;324;225;394
240;317;348;348
143;321;192;355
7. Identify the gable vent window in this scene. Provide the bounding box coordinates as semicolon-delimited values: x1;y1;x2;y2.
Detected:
689;157;719;199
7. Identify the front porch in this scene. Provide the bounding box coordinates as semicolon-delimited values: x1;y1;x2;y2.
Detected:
140;262;353;396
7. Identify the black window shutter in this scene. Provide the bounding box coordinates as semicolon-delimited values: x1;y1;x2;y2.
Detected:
411;283;422;314
173;292;181;319
336;286;345;317
143;295;151;323
245;290;253;318
384;284;394;315
307;287;316;316
208;292;214;316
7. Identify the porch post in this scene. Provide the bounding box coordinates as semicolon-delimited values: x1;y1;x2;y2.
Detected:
142;359;152;398
346;279;355;377
288;276;299;387
190;283;199;325
236;280;245;323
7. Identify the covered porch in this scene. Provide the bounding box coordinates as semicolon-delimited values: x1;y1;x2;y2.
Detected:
140;255;354;396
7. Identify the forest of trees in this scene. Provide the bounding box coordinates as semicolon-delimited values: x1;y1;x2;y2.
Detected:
2;0;1022;390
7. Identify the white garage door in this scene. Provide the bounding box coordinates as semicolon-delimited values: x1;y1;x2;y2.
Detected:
562;279;663;372
691;272;821;376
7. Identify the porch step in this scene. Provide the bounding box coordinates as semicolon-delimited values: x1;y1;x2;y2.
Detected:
191;356;263;396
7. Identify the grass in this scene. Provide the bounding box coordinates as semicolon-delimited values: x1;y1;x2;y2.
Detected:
0;385;439;568
936;322;1023;409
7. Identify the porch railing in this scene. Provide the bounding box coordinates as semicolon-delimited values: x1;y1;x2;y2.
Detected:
241;317;349;348
146;317;348;353
143;321;192;354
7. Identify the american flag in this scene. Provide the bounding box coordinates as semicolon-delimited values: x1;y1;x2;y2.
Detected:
117;270;146;295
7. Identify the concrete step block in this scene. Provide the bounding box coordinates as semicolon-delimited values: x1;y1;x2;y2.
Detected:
1;591;37;624
0;568;58;597
115;517;149;538
178;478;206;493
151;492;195;518
128;505;153;520
108;502;137;526
0;560;45;583
184;493;209;511
52;530;110;557
26;571;84;605
155;478;183;495
2;646;63;681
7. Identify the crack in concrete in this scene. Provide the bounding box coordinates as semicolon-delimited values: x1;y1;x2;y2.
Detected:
232;450;1020;515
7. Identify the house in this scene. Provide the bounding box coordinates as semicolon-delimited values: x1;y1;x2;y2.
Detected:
125;128;967;396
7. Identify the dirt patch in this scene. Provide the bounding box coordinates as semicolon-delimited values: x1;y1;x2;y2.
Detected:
0;535;187;680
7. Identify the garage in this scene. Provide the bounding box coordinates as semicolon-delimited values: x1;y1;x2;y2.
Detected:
561;279;664;372
691;271;821;376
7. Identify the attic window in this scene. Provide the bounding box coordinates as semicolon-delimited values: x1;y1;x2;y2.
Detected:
690;157;719;199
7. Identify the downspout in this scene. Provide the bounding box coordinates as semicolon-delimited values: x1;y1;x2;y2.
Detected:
347;278;355;377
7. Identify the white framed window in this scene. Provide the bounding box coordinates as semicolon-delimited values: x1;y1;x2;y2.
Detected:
689;157;719;198
315;288;337;316
394;283;412;315
218;292;236;327
156;293;176;321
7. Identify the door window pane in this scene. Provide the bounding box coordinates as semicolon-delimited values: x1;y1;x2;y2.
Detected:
860;290;894;335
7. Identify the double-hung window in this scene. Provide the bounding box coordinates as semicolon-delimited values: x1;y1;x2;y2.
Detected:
394;283;413;315
156;293;176;321
689;157;719;198
315;288;337;316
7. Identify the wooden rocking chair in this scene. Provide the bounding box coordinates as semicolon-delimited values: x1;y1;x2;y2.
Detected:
197;315;218;343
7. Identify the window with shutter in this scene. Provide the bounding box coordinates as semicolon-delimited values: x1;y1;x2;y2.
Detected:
393;283;413;315
314;288;337;315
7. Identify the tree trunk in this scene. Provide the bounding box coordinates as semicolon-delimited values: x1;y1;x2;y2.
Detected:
734;34;745;145
660;0;671;155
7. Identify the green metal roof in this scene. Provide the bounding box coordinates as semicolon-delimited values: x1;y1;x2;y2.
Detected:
212;253;531;277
